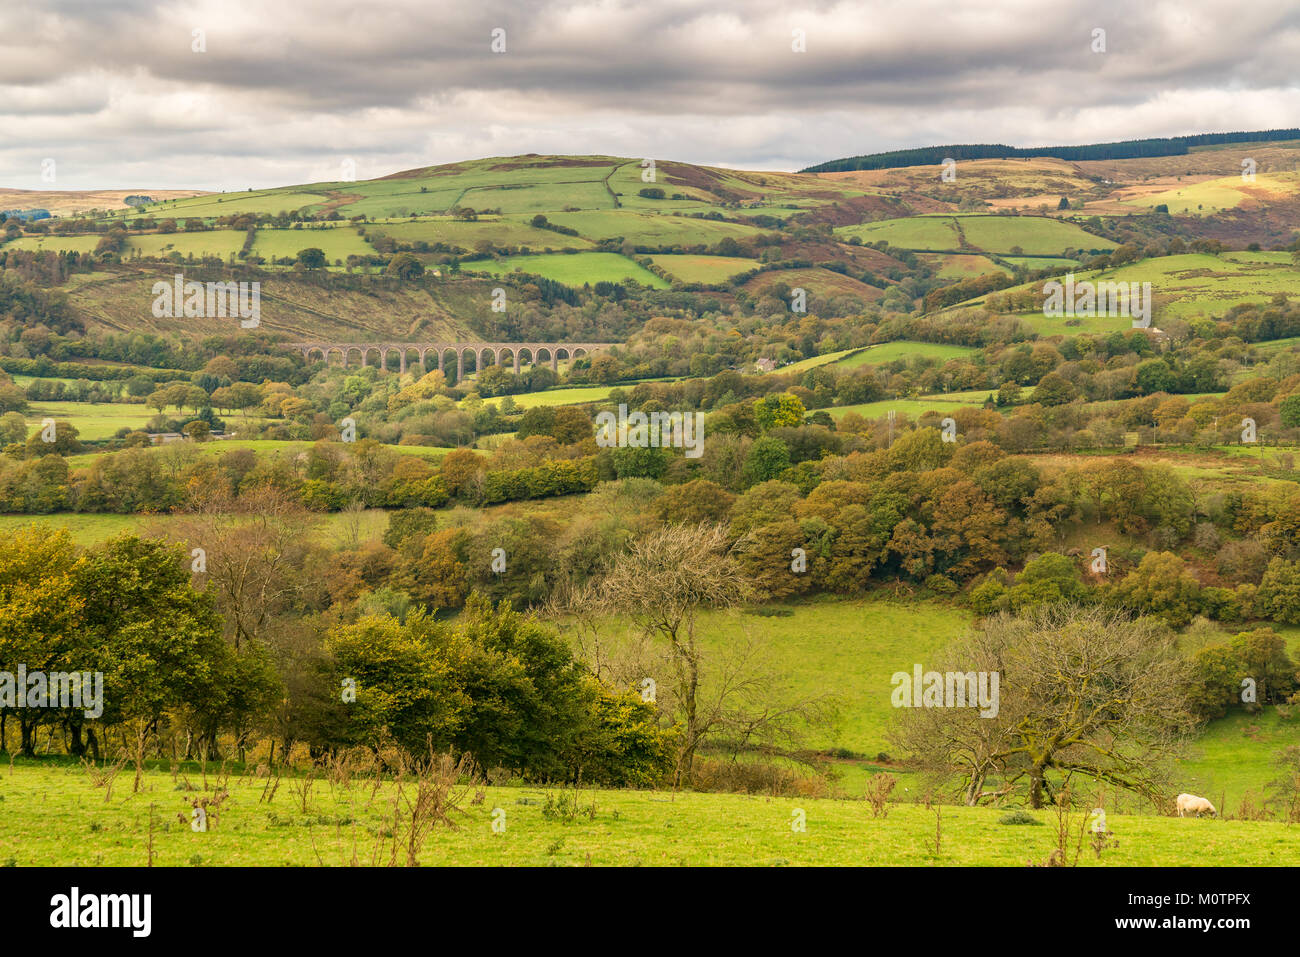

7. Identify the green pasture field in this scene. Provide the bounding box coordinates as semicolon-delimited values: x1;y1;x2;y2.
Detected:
962;253;1300;328
693;597;971;757
473;377;683;410
837;215;1115;257
1100;253;1300;318
1025;445;1299;493
1179;708;1300;810
340;162;620;217
480;385;617;410
374;218;593;250
0;514;146;545
23;401;155;440
835;216;960;250
322;189;465;220
1253;336;1300;353
134;190;333;218
7;230;246;260
213;438;454;459
403;158;621;193
829;390;993;421
1061;254;1298;322
956;215;1116;255
688;598;1300;808
606;161;868;214
9;374;84;388
253;227;374;261
124;438;457;463
1003;256;1079;270
605;162;716;211
1016;311;1135;335
126;230;247;259
545;210;766;244
459;182;615;215
1120;172;1300;215
834;341;979;368
920;253;1008;278
776;349;863;374
466;252;670;288
79;154;811;245
3;235;101;254
647;254;756;283
1221;251;1296;266
2;758;1297;866
114;157;636;222
773;342;979;377
744;267;883;302
0;507;395;548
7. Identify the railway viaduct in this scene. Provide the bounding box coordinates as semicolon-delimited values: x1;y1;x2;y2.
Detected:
285;341;617;379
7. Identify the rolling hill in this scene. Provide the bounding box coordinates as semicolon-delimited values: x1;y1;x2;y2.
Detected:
4;144;1300;346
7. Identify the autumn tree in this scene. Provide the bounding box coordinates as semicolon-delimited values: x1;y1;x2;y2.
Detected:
0;526;83;755
1110;551;1203;626
175;484;314;651
75;536;248;773
581;523;759;781
890;604;1195;809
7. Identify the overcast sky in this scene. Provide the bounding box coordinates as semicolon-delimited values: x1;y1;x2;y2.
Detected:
3;0;1299;191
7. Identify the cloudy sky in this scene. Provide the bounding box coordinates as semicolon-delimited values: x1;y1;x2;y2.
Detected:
3;0;1299;190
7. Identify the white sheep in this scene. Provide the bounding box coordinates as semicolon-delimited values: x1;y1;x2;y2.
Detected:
1176;793;1217;818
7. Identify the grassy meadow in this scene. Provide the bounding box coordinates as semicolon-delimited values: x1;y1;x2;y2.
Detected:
836;215;1115;256
2;758;1296;867
744;267;884;301
921;252;1009;278
24;400;156;440
960;252;1300;330
466;252;670;288
828;389;993;421
833;341;980;367
648;254;756;283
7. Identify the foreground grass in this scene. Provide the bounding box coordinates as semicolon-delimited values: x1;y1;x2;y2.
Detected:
2;758;1296;866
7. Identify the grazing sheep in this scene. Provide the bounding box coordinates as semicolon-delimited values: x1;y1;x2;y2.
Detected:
1176;793;1217;818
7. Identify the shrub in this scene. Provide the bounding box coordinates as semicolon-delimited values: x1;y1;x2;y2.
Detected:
999;810;1043;826
924;574;958;595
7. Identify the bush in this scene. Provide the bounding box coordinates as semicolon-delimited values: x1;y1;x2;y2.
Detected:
689;757;829;798
998;810;1043;826
924;574;958;595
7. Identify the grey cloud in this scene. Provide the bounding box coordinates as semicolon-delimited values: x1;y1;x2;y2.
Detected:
1;0;1297;188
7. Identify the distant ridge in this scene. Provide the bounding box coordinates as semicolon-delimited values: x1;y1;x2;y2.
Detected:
802;128;1300;173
